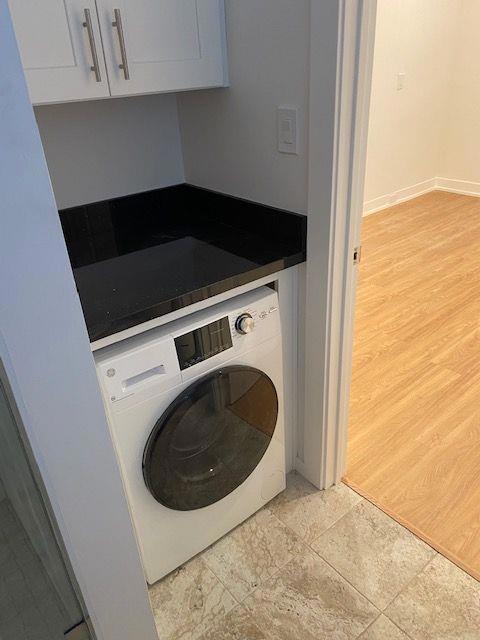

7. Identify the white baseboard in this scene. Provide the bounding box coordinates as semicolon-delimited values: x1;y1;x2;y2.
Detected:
363;177;480;216
435;177;480;198
363;179;437;216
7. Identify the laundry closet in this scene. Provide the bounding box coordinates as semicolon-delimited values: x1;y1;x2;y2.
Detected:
4;2;309;634
4;4;479;639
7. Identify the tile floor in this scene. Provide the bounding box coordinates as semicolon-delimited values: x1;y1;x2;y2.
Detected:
149;472;480;640
0;499;68;640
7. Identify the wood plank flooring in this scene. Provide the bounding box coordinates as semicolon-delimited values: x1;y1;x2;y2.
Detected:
343;191;480;581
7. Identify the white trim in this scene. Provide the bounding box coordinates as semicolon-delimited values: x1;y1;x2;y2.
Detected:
363;176;480;216
333;0;377;483
303;0;376;489
435;177;480;198
303;0;342;488
276;267;300;473
363;178;437;216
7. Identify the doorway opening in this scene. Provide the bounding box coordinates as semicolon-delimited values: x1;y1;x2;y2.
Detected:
343;0;480;581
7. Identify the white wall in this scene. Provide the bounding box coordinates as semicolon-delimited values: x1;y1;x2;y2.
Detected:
0;2;158;638
365;0;480;211
439;1;480;186
35;0;310;214
178;0;311;479
177;0;310;214
35;94;185;209
364;0;459;207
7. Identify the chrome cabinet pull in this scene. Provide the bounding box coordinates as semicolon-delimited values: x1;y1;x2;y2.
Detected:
82;8;102;82
112;9;130;80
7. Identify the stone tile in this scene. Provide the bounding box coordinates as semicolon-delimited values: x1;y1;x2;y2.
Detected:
268;473;362;544
202;508;305;601
386;554;480;639
149;555;236;640
359;615;410;639
197;605;268;640
243;549;378;640
312;500;435;609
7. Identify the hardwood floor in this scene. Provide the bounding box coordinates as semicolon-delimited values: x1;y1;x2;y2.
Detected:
343;190;480;581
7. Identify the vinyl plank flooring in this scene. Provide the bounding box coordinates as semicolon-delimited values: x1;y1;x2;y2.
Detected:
344;190;480;581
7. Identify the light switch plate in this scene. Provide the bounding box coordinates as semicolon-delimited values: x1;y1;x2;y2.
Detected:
277;106;299;154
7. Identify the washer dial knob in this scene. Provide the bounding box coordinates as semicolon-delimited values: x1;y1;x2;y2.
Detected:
235;313;255;335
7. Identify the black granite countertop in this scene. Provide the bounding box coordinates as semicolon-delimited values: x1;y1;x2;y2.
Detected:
59;184;307;343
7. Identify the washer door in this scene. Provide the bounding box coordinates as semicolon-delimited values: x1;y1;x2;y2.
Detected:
143;365;278;511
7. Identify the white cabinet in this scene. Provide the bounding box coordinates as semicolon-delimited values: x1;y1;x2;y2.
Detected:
9;0;227;105
8;1;110;104
97;0;227;97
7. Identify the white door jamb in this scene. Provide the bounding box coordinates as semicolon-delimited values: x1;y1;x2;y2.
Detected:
301;0;376;489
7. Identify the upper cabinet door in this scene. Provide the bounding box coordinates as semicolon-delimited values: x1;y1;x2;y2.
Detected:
8;0;109;104
97;0;227;97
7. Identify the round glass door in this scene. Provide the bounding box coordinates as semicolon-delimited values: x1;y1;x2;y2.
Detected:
142;365;278;511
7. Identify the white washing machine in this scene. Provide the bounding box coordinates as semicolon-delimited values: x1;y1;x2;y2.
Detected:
95;286;286;584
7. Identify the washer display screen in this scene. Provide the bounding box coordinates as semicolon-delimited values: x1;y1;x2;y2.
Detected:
174;317;233;371
142;366;278;511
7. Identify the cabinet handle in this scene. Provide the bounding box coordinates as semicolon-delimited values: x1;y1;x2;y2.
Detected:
112;9;130;80
82;8;102;82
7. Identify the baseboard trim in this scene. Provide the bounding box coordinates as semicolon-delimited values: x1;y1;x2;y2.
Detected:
363;179;437;216
435;177;480;198
363;177;480;216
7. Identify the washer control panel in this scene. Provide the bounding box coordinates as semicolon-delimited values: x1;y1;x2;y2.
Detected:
175;316;233;371
259;304;279;320
235;313;255;335
96;286;281;404
228;293;279;347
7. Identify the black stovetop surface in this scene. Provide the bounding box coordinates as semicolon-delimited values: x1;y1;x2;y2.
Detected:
59;184;307;343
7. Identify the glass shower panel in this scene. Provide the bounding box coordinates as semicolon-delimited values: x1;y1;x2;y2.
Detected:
0;374;92;640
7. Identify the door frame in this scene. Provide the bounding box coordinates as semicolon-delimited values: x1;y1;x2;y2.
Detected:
301;0;377;488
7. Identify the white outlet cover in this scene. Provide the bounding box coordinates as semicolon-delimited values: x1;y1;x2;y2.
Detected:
396;72;406;91
277;106;299;154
